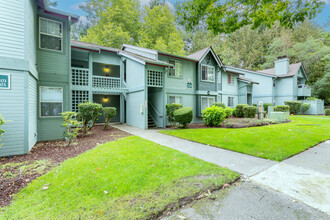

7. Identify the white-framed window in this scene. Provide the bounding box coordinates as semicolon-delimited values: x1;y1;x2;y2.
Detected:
201;65;215;82
169;60;182;78
228;74;234;85
201;96;215;112
39;17;63;51
228;97;234;107
40;86;63;117
169;96;182;104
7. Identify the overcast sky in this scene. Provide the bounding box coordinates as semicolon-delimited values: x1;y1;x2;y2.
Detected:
54;0;330;30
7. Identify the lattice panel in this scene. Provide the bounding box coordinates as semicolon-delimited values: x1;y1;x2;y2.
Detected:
72;90;89;112
92;76;121;88
147;70;163;87
72;68;89;86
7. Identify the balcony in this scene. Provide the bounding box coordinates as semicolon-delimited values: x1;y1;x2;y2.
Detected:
297;84;311;97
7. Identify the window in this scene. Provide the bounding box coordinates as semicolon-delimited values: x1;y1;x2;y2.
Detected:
201;96;215;111
123;61;127;83
39;17;62;51
40;87;63;117
228;74;234;85
169;96;182;104
218;72;221;83
201;65;215;82
228;97;234;107
169;60;182;78
273;80;276;87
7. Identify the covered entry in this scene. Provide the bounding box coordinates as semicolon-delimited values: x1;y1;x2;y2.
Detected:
93;94;120;123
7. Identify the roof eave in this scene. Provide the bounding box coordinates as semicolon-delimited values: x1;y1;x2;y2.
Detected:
39;0;79;22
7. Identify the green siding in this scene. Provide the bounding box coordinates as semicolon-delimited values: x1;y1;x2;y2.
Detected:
28;74;38;149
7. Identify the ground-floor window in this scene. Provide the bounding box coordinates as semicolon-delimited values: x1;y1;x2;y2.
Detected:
201;96;215;112
40;86;63;117
169;96;182;104
228;96;234;107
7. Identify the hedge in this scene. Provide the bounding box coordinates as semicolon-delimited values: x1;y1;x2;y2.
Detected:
103;107;117;130
173;107;193;128
202;106;226;127
325;109;330;116
242;106;257;118
212;102;226;108
235;104;249;118
166;103;183;126
284;101;303;115
300;103;311;114
224;107;233;118
263;103;273;113
274;105;290;112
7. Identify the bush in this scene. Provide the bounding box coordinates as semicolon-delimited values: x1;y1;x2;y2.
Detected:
103;107;117;130
224;107;233;118
235;104;249;118
242;106;257;118
0;114;6;148
284;101;303;115
325;109;330;116
307;97;320;101
173;107;193;128
202;106;226;127
253;104;257;107
263;118;279;124
263;103;273;113
166;103;183;126
300;103;311;114
274;105;290;112
61;112;82;145
78;102;103;135
212;102;226;108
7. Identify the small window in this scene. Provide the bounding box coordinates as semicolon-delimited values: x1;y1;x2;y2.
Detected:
123;61;127;83
169;96;182;104
201;96;215;112
40;87;63;117
39;17;63;51
201;65;215;82
273;80;276;87
169;60;182;78
228;97;234;107
228;74;234;85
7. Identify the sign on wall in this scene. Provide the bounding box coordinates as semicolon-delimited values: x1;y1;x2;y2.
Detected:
187;80;192;88
0;74;10;90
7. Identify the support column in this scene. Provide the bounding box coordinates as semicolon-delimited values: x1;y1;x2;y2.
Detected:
120;94;124;124
88;53;93;102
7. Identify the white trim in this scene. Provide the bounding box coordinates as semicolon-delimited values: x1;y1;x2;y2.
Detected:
201;96;215;113
121;44;158;55
199;47;223;67
39;17;63;52
168;95;183;104
201;64;215;82
39;86;63;118
0;74;11;90
118;52;146;65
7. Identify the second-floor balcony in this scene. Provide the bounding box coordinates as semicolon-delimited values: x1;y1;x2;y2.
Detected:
297;84;311;97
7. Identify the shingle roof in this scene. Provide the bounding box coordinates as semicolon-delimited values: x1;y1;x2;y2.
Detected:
71;40;120;53
238;77;259;84
186;47;211;60
258;63;302;77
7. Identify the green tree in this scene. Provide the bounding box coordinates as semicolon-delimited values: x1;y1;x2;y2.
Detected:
149;0;166;9
312;71;330;104
176;0;324;34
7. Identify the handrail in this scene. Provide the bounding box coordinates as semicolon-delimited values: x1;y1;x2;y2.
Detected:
92;75;120;80
71;67;89;71
148;99;163;117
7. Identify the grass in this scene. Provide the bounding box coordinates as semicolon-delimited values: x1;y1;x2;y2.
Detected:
160;116;330;161
1;160;52;179
1;136;238;219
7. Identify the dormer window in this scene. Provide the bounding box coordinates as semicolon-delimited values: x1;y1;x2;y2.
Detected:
39;17;63;51
201;65;215;82
169;60;182;78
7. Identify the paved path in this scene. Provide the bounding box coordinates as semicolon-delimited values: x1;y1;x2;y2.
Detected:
112;124;330;217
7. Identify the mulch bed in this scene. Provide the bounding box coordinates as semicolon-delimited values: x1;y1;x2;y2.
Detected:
0;125;130;207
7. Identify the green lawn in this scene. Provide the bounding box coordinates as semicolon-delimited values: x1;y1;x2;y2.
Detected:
160;116;330;161
1;136;238;219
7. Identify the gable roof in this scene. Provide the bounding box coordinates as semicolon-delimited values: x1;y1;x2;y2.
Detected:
119;51;173;67
258;63;304;78
71;40;120;53
187;47;223;67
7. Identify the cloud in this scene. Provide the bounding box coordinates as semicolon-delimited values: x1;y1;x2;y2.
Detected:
70;1;86;10
78;15;90;25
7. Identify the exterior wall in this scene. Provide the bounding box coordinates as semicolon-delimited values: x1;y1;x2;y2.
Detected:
28;74;38;149
0;70;27;156
274;77;295;105
238;81;248;104
198;52;218;92
222;72;239;106
125;59;146;129
26;0;38;76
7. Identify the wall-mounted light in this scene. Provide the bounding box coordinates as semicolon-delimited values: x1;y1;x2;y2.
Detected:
104;65;110;73
102;96;110;103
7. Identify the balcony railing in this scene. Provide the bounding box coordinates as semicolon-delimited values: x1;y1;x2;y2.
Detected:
297;84;311;97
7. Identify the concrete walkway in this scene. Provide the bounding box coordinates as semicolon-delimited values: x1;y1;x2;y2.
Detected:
111;124;330;216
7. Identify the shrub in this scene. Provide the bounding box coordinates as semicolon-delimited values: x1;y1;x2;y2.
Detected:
253;104;257;107
212;102;226;108
284;101;303;115
224;107;233;118
242;106;257;118
0;114;6;148
325;109;330;116
235;104;249;118
103;107;117;130
300;103;311;114
173;107;193;128
263;118;279;124
263;103;273;113
61;112;82;146
202;106;226;127
274;105;290;112
307;97;320;101
166;103;183;126
78;102;103;135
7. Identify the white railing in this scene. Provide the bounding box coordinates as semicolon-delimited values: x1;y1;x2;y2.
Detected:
92;76;121;89
71;67;89;86
297;84;311;97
